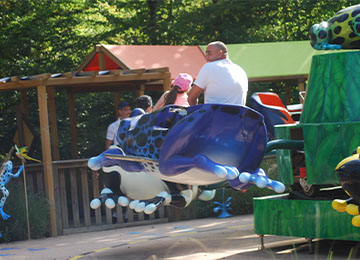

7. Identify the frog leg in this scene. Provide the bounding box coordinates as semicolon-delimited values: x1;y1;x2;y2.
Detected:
128;183;196;215
317;43;342;50
233;168;285;193
128;191;171;215
332;197;360;227
159;154;239;180
332;197;354;212
197;189;216;201
88;146;144;172
90;187;117;210
0;185;10;220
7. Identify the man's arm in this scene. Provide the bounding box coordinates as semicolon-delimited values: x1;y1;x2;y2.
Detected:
187;84;204;106
105;139;113;150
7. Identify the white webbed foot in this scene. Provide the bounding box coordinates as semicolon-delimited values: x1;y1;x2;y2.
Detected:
90;198;101;209
198;190;216;201
118;196;129;207
239;168;285;193
129;200;140;210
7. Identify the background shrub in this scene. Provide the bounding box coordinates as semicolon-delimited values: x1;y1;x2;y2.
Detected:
0;182;50;242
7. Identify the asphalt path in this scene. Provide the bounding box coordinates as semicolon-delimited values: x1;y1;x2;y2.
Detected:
1;215;360;259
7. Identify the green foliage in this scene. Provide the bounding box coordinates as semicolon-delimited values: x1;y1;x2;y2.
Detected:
0;182;50;242
75;91;137;158
2;0;360;159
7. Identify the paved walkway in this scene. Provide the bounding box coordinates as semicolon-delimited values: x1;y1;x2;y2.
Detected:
0;215;358;259
0;215;252;259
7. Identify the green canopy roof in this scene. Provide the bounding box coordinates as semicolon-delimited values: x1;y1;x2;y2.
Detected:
202;41;343;81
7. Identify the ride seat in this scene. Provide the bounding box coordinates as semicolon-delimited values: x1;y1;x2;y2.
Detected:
250;92;296;139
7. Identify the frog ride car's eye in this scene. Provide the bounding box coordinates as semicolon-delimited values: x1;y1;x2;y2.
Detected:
318;30;327;39
356;24;360;34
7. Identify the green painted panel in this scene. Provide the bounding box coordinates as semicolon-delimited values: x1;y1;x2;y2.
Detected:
303;122;360;184
276;149;293;184
254;194;360;241
301;51;360;124
274;124;302;184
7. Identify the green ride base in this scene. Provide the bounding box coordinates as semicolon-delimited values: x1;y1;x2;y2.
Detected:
253;194;360;241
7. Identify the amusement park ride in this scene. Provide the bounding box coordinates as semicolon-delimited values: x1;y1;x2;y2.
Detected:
1;3;360;245
3;3;359;243
255;3;360;245
86;4;360;246
87;4;360;247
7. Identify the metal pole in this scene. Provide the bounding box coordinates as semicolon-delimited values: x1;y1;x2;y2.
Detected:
21;161;31;240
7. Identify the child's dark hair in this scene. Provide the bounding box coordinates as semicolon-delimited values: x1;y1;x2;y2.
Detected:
164;85;184;106
136;95;153;111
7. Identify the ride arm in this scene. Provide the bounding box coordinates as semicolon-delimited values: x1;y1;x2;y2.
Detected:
265;139;304;154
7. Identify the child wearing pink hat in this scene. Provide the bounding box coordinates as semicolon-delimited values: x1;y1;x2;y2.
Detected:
152;73;193;111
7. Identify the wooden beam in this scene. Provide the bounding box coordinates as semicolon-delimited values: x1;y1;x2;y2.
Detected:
99;44;130;70
46;72;171;86
37;84;57;237
47;87;60;160
67;91;79;159
163;75;170;92
137;84;145;96
285;84;291;105
114;92;121;119
76;45;98;72
298;78;306;104
59;84;165;94
16;107;25;147
20;90;29;118
0;69;172;92
99;52;106;71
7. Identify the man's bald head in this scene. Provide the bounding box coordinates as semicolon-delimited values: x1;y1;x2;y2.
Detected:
205;41;228;62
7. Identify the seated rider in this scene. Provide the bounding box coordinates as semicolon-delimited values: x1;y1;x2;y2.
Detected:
152;73;193;111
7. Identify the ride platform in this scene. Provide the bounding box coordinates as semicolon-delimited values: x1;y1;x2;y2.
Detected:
254;193;360;241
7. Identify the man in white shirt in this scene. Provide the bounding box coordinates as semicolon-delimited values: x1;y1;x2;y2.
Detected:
104;101;131;223
105;101;131;150
188;41;248;106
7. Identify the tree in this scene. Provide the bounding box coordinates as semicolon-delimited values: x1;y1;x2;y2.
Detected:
1;0;360;159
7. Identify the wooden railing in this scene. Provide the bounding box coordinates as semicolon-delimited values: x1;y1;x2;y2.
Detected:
21;159;170;235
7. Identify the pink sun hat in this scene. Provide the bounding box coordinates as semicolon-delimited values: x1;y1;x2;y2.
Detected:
172;73;193;92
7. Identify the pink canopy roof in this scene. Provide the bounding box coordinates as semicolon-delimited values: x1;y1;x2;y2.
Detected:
81;44;206;79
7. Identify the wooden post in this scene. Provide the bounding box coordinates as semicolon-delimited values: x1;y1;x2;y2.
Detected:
20;90;29;118
16;107;25;147
99;52;106;71
80;168;91;226
52;165;63;235
47;87;60;160
163;76;170;92
285;84;291;105
67;91;79;159
92;171;102;225
58;169;69;229
37;84;57;237
137;84;145;96
114;92;121;120
298;78;306;104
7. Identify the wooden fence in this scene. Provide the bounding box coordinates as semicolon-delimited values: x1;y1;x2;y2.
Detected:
19;159;170;236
